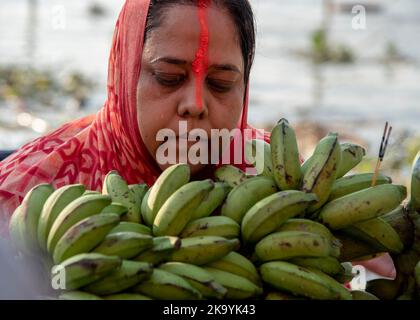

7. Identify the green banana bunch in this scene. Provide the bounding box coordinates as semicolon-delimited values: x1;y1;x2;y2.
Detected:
244;139;274;178
14;183;55;254
133;268;202;300
205;251;261;286
104;293;152;300
254;231;341;262
52;213;120;264
133;236;181;265
170;236;240;265
128;183;148;208
319;184;407;230
270;119;302;190
329;173;392;201
8;206;25;254
153;179;214;236
38;184;85;251
146;163;190;226
92;232;153;259
301;133;341;212
58;291;102;300
241;191;318;244
102;171;141;223
203;267;262;299
221;176;277;224
101;203;128;216
84;260;153;295
56;253;122;290
289;256;343;276
411;151;420;211
180;216;240;239
336;143;366;178
159;262;227;299
260;261;352;300
109;221;152;236
191;182;231;220
221;177;277;223
214;165;248;187
382;206;414;249
275;218;336;242
47;194;112;254
342;217;404;254
351;290;379;300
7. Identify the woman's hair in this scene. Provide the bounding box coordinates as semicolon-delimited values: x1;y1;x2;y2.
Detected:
145;0;256;85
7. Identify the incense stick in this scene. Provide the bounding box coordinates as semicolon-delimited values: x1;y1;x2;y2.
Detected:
371;122;392;187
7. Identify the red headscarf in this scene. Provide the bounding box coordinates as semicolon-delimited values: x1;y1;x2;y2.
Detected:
0;0;269;235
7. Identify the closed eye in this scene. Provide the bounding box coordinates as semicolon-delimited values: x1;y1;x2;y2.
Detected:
206;78;235;93
154;72;186;87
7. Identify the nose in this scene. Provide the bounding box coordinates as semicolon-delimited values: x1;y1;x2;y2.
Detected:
177;80;208;120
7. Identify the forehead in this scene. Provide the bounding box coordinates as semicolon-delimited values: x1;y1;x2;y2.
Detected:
144;5;243;69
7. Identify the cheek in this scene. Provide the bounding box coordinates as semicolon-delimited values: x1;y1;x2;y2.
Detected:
209;92;244;131
136;74;175;157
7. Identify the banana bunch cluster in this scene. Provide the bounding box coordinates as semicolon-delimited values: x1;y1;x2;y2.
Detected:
6;118;420;300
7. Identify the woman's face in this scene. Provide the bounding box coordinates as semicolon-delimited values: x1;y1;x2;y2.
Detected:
137;4;245;174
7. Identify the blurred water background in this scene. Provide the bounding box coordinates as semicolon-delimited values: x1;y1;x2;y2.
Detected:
0;0;419;183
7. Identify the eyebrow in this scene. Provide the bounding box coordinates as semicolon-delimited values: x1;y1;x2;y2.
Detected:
151;56;241;73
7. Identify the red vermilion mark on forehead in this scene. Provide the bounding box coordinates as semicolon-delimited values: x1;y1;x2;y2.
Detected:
192;0;210;111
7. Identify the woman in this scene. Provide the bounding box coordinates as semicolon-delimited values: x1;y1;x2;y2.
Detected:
0;0;393;279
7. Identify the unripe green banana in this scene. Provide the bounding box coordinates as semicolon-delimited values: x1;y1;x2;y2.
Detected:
38;184;85;251
244;139;274;178
133;236;181;265
47;194;112;254
205;251;261;286
128;183;148;208
180;216;240;239
333;231;383;262
147;163;190;225
275;218;335;242
221;176;277;224
289;257;343;276
410;151;420;211
265;291;305;300
319;184;407;230
55;253;122;290
109;221;152;236
16;183;55;253
329;173;392;201
104;293;152;300
260;261;352;300
159;262;227;299
52;213;119;264
171;236;240;265
255;231;341;262
214;165;248;187
101;202;128;216
8;206;26;254
342;217;403;254
83;190;101;196
203;267;262;299
351;290;379;300
153;180;214;236
382;205;413;249
141;188;153;226
336;143;366;178
102;171;141;223
270;119;302;190
92;232;153;259
301;133;341;212
191;182;231;220
133;269;202;300
241;191;318;244
58;291;103;300
84;260;153;295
